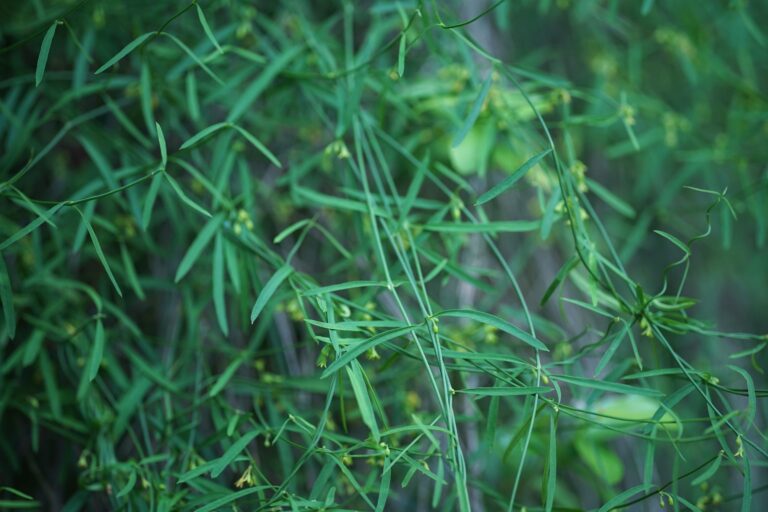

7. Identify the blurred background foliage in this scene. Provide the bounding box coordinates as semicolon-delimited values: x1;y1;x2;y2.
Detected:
1;0;767;510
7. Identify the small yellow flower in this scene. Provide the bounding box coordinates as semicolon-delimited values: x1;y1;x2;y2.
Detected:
234;465;256;488
483;325;498;344
619;104;636;126
65;323;77;336
316;345;332;368
405;391;421;412
639;317;654;338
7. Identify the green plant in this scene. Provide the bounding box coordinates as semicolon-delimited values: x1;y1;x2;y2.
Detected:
1;1;767;510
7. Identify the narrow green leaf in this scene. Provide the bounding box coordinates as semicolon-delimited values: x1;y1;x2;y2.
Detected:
156;122;167;169
456;386;551;397
483;392;500;449
442;349;525;365
231;124;282;168
654;229;690;256
305;319;408;331
730;342;767;359
376;462;391;512
87;319;105;382
210;430;260;478
741;451;751;512
0;487;35;501
586;177;636;218
120;242;145;300
313;222;354;258
433;309;547;351
177;459;217;484
227;45;303;123
80;212;123;297
175;214;224;282
9;189;57;229
594;324;629;377
729;365;756;427
72;201;95;255
22;330;44;367
540;188;561;240
302;280;391;297
545;414;557;512
194;486;268;512
346;361;380;441
95;32;155;74
250;264;293;323
540;255;579;306
0;203;64;251
186;71;201;121
321;325;416;377
141;173;163;230
39;351;61;418
295;186;383;215
452;72;493;148
274;219;312;244
162;33;223;85
401;152;428;220
196;3;223;54
78;135;118;188
140;60;155;136
223;240;241;293
475;149;552;206
36;22;58;87
691;452;723;486
642;428;656;487
212;232;228;335
164;172;212;218
122;347;180;392
0;499;41;509
554;374;664;397
0;254;15;339
116;470;137;498
180;122;229;150
561;297;615;318
432;459;445;508
422;220;540;233
597;484;651;512
397;34;406;78
209;357;242;397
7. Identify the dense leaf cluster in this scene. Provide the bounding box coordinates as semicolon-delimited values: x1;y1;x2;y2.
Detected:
1;1;767;510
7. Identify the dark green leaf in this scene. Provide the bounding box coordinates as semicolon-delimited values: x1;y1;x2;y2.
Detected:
250;264;293;323
175;214;224;282
95;32;155;74
35;22;58;87
452;72;492;148
475;149;552;206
